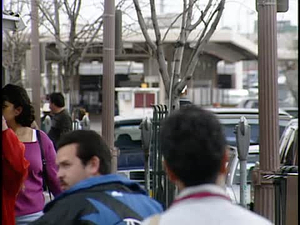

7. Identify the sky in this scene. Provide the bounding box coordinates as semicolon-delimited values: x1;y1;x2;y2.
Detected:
3;0;298;35
81;0;298;35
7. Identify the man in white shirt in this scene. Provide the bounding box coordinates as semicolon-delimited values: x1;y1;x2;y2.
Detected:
142;105;273;225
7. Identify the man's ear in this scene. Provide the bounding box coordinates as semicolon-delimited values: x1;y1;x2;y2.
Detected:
163;160;185;190
86;156;100;175
163;160;177;183
220;147;230;175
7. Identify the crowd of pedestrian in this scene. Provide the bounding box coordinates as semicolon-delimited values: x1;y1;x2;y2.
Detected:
2;83;273;225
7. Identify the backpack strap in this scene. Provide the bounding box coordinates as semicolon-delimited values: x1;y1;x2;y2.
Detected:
36;130;52;200
94;191;144;221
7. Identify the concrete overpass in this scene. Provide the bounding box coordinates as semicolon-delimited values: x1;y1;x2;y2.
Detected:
40;28;259;106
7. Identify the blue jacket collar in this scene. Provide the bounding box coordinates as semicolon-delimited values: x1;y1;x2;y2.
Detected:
65;173;146;195
46;174;146;210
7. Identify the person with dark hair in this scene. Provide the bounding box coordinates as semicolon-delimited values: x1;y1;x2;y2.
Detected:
142;106;272;225
2;84;61;224
2;116;29;225
31;130;163;225
48;92;72;149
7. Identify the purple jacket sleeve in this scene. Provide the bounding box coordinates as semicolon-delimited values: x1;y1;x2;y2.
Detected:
39;130;62;196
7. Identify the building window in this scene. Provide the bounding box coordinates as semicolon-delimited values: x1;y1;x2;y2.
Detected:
134;93;155;108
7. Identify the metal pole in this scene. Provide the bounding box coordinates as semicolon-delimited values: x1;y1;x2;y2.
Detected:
239;160;247;207
235;116;251;208
254;0;279;222
102;0;117;173
30;0;41;128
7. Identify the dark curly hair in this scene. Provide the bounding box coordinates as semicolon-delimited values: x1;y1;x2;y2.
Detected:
49;92;65;108
160;105;227;187
2;84;35;127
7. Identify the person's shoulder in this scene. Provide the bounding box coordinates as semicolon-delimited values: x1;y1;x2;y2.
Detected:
246;213;272;225
36;129;56;148
59;109;72;120
141;215;161;225
2;128;14;137
230;204;273;225
45;190;86;213
37;129;51;140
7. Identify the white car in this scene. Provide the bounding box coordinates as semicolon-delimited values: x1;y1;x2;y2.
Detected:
279;119;298;165
226;118;298;208
206;107;292;146
226;145;259;208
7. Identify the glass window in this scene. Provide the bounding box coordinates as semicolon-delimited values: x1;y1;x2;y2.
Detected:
233;153;259;184
222;123;287;146
114;124;142;152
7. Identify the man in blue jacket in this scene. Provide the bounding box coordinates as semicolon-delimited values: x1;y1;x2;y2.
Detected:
31;130;162;225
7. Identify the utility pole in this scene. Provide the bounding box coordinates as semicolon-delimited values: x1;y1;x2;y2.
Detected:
254;0;279;222
30;0;41;128
102;0;117;173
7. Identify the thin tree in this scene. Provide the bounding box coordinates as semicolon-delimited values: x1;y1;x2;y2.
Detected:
133;0;225;110
37;0;104;100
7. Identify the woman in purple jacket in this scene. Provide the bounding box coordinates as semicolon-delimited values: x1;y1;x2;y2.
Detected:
2;84;61;225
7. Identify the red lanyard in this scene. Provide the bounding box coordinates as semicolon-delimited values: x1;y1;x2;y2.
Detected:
172;191;231;207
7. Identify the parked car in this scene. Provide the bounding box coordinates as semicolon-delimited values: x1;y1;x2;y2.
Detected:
227;118;298;208
281;107;298;118
279;119;298;166
226;145;259;208
115;108;292;191
115;108;291;171
237;97;297;110
114;115;146;170
206;107;292;146
236;98;258;109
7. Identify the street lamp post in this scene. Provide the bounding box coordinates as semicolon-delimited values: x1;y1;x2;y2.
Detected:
30;0;41;128
102;0;117;173
254;0;279;222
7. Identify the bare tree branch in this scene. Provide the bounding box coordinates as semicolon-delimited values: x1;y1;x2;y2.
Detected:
38;2;56;30
188;0;213;30
133;0;157;52
162;0;196;42
186;0;195;28
63;0;71;16
175;0;225;95
150;0;170;89
162;13;183;42
74;19;103;67
54;0;65;57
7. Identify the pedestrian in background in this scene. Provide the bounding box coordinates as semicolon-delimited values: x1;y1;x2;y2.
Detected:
41;103;52;133
2;84;61;224
2;116;30;225
32;130;162;225
71;107;86;130
48;92;72;149
142;105;272;225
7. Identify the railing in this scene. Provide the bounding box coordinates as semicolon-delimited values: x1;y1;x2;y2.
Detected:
149;104;176;209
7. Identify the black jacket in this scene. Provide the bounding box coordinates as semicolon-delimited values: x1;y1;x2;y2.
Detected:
31;174;162;225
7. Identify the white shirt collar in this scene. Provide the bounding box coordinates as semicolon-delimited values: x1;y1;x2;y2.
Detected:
175;184;228;200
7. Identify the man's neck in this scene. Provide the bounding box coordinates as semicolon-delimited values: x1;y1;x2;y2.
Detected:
54;107;64;114
8;120;21;132
176;174;226;192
